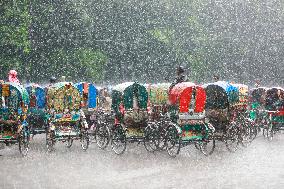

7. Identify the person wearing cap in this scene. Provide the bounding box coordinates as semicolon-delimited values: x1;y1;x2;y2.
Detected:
255;79;261;88
46;76;57;90
169;66;187;91
49;76;57;84
213;75;220;82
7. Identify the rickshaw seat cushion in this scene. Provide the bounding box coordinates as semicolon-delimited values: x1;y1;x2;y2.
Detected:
124;110;148;126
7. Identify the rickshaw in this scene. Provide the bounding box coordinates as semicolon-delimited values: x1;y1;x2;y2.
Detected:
146;83;171;150
74;82;97;113
75;82;111;149
26;84;47;136
203;81;240;152
45;82;89;151
262;87;284;140
165;82;215;157
111;82;156;155
147;83;171;120
0;82;30;156
231;83;256;146
249;87;267;122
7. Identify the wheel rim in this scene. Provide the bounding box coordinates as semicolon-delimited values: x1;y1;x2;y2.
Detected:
144;125;158;152
249;126;257;141
81;133;89;151
200;140;215;156
111;126;126;155
268;125;273;141
157;126;167;150
19;131;29;156
166;126;180;157
200;132;215;156
263;127;268;138
225;126;239;152
241;127;251;148
88;129;96;143
96;125;110;149
46;131;54;152
66;138;73;148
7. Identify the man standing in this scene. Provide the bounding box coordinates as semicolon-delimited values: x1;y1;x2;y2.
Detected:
213;75;220;82
169;66;187;91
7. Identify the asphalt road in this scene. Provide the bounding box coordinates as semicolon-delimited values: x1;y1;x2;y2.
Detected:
1;133;284;189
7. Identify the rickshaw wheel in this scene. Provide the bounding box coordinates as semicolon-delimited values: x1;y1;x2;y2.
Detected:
225;124;239;152
262;127;268;138
95;124;111;149
240;125;251;148
111;124;126;155
80;131;89;151
144;124;158;152
200;133;215;156
165;125;181;158
66;138;73;148
46;131;55;152
194;142;201;150
88;125;96;143
249;125;258;141
155;124;167;151
267;124;274;141
18;130;30;157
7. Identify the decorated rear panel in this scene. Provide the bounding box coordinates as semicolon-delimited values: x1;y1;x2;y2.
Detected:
47;83;81;112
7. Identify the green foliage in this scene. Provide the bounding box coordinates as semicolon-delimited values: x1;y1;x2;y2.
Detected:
149;29;174;44
0;0;31;53
28;47;107;82
0;0;283;86
73;48;107;82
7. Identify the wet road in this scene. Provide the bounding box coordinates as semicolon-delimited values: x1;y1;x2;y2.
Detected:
1;133;284;189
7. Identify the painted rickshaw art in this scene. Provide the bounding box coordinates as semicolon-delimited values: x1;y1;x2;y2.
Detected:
26;84;47;136
203;81;240;152
262;87;284;140
230;83;256;146
249;87;267;122
74;82;97;111
147;83;171;120
45;82;89;151
146;83;171;150
75;82;111;149
231;84;249;108
0;82;30;156
165;82;215;157
111;82;156;155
